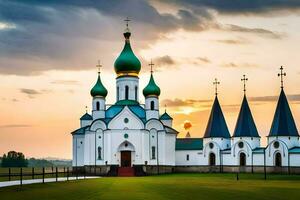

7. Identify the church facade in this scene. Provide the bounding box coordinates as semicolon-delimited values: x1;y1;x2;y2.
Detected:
71;26;300;175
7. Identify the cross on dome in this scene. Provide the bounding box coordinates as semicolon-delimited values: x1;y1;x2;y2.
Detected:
96;60;102;74
213;78;220;96
149;59;154;73
124;17;131;33
241;75;248;95
278;66;286;89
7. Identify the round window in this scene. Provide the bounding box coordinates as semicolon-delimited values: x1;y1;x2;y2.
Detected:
274;141;280;149
98;136;101;139
209;143;214;149
124;118;129;123
124;133;129;139
125;143;128;147
238;142;244;148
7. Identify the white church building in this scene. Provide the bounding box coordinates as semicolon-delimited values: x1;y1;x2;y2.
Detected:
72;24;300;176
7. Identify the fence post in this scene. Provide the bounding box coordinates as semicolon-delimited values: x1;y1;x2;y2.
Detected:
32;167;34;179
8;168;11;181
76;167;78;180
20;168;23;186
56;167;58;182
63;167;65;178
67;167;69;181
84;167;86;179
236;172;239;181
42;167;45;183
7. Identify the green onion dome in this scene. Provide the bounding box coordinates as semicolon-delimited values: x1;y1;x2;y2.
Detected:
114;31;141;77
90;73;108;98
143;74;161;97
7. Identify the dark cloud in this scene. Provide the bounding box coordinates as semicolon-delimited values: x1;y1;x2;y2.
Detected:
51;80;80;85
195;57;211;64
216;39;249;45
249;94;300;102
221;62;259;68
161;0;300;14
19;88;51;98
161;98;212;107
154;55;176;66
0;124;32;129
0;0;216;75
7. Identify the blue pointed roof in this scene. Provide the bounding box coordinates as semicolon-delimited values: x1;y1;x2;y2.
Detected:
233;95;259;137
160;112;173;120
204;96;231;138
269;89;299;137
80;113;92;120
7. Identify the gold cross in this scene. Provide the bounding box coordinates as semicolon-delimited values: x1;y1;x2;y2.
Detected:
213;78;220;96
124;17;130;28
241;75;248;95
149;59;154;73
278;66;286;89
96;60;102;74
85;106;88;113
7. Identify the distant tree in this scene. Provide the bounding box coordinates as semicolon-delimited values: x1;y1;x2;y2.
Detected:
27;158;53;167
1;151;28;167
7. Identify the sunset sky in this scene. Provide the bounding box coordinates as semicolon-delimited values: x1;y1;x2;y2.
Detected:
1;0;300;159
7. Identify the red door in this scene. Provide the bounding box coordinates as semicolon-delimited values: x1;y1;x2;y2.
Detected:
121;151;131;167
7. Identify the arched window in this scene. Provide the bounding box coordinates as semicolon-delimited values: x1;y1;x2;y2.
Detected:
151;146;156;159
135;86;138;101
239;152;246;166
150;101;155;110
96;101;100;111
209;153;216;166
275;152;282;167
125;85;129;100
186;154;190;161
97;146;102;160
117;86;119;101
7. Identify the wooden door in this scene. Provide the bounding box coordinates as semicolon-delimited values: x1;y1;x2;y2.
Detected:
121;151;131;167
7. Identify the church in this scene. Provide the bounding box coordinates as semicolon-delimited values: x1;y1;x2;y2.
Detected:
71;23;300;176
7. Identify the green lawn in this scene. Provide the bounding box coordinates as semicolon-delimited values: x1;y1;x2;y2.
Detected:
1;173;300;200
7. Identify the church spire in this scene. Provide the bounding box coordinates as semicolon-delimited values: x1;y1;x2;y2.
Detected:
269;67;298;137
233;75;259;137
204;80;230;138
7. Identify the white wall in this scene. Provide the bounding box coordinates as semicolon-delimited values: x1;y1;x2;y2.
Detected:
116;77;139;101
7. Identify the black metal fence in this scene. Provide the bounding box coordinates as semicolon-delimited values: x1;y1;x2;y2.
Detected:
0;167;88;186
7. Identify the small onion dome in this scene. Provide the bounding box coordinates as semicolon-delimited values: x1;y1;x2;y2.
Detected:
114;30;141;77
143;74;161;97
90;74;108;98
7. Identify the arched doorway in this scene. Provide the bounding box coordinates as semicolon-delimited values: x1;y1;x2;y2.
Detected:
209;153;216;166
275;152;282;167
117;141;135;167
239;152;246;166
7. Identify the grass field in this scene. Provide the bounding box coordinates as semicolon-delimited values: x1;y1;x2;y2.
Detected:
1;173;300;200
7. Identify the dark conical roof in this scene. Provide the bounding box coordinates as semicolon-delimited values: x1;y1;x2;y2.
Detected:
80;113;92;120
204;96;231;138
160;112;173;120
233;95;259;137
269;89;299;137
